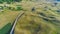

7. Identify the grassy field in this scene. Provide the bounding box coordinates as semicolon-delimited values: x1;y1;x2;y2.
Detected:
0;0;60;34
14;0;60;34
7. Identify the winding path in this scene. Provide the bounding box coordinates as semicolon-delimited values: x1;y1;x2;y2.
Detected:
10;12;24;34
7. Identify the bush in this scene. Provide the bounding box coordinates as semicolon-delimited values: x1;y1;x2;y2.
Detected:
13;0;22;2
0;0;22;4
0;0;3;3
16;6;23;11
4;0;13;4
0;6;3;9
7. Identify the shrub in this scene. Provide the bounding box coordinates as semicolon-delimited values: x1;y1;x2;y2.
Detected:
0;6;3;9
0;0;3;3
16;6;23;11
4;0;13;4
13;0;22;2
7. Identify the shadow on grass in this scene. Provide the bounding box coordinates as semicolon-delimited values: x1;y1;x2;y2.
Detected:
0;23;12;34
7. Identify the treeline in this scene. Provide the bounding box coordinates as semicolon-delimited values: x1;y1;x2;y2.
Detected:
0;0;22;4
0;5;23;11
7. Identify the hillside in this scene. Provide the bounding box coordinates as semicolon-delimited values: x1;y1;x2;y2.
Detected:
0;0;60;34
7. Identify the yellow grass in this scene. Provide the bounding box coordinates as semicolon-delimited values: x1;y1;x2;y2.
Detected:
0;10;22;29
